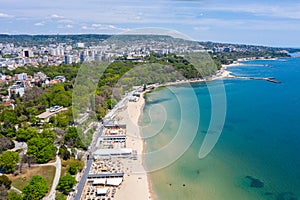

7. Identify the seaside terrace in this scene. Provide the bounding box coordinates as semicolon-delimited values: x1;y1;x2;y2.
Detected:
81;180;122;200
82;158;126;200
90;158;123;175
83;119;134;200
97;121;127;149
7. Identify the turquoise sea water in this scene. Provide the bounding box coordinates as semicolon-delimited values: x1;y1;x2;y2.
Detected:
141;57;300;200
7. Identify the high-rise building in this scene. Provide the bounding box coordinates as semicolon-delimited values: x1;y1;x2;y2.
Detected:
64;55;73;64
80;52;86;63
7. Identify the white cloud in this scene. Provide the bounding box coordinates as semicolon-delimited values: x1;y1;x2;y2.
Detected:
58;24;73;29
50;14;64;19
34;22;45;26
58;19;73;24
65;24;73;28
80;23;130;32
91;23;129;31
0;12;13;18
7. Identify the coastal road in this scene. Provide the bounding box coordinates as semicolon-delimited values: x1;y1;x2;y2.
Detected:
74;156;93;200
74;124;104;200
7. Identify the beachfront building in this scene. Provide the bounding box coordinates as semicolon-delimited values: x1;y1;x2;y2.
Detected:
79;119;130;199
97;120;127;149
93;148;132;159
82;158;125;200
82;177;122;199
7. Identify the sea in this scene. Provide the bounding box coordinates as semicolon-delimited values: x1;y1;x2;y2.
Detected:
140;57;300;200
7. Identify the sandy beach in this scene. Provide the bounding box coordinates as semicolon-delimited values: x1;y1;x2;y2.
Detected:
114;93;153;200
112;61;239;200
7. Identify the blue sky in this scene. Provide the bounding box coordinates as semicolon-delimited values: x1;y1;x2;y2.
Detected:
1;0;300;47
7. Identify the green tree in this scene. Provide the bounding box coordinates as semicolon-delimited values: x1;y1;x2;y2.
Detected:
56;174;76;195
0;109;19;125
56;113;69;128
18;115;28;123
0;175;11;189
64;127;84;149
68;164;78;175
29;116;39;126
40;129;55;140
7;190;23;200
27;137;56;163
0;151;19;173
58;146;71;160
16;127;38;142
22;175;48;200
106;98;117;109
2;128;16;138
42;84;72;107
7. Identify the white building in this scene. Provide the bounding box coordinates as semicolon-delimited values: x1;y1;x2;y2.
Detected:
23;49;34;58
8;83;25;98
17;73;28;81
76;43;85;48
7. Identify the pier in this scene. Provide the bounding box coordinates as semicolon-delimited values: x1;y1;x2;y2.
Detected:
229;75;281;84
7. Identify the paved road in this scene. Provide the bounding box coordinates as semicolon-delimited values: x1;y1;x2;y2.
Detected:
74;156;93;200
74;124;104;200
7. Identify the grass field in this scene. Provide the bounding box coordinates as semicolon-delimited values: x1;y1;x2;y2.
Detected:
8;166;56;191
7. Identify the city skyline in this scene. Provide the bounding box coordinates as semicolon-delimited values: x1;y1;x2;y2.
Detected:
1;0;300;47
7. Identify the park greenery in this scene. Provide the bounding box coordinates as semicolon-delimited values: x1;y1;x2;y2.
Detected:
1;175;50;200
0;151;19;173
56;173;77;195
7;190;23;200
22;175;48;200
27;135;57;163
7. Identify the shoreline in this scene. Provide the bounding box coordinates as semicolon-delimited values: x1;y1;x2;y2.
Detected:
113;91;153;200
104;56;282;200
139;92;159;200
112;66;230;200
